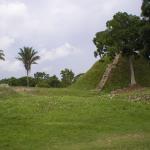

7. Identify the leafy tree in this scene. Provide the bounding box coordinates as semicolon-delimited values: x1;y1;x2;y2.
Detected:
0;50;5;61
93;30;116;59
48;75;61;88
17;47;40;87
141;0;150;62
6;76;36;87
141;0;150;21
60;69;75;87
94;12;143;85
34;72;49;86
34;72;49;80
0;78;9;84
141;24;150;61
8;77;20;86
18;76;36;87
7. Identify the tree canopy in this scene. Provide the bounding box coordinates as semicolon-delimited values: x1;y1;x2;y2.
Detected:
94;12;143;85
17;47;40;87
141;0;150;62
0;50;5;61
60;69;75;87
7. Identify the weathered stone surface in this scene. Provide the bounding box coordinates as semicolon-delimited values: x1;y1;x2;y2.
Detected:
97;54;121;91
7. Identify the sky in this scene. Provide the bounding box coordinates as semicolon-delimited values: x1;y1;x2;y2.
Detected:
0;0;142;78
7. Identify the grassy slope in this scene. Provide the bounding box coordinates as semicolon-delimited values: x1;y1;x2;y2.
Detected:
0;87;150;150
72;56;150;91
104;57;150;91
71;57;111;90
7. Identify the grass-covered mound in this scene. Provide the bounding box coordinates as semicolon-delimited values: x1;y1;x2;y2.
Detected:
104;57;150;91
72;55;150;91
71;57;111;90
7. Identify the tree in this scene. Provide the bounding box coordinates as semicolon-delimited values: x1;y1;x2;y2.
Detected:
141;24;150;62
94;12;143;85
60;69;75;87
141;0;150;62
93;30;116;59
0;50;5;61
141;0;150;21
34;72;49;86
48;75;61;88
17;47;40;87
34;72;49;80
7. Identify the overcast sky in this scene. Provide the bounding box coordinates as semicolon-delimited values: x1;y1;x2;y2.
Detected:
0;0;142;78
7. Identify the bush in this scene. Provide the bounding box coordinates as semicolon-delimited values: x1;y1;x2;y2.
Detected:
36;80;49;88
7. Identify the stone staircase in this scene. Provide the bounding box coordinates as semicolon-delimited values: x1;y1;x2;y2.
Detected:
97;54;121;91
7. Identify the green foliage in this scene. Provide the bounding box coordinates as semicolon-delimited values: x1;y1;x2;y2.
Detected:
7;77;36;87
17;47;40;73
60;68;75;87
34;72;50;88
48;75;61;88
93;31;115;58
34;72;49;80
141;0;150;21
141;24;150;61
8;77;20;86
17;47;40;87
0;72;61;88
19;77;36;87
34;72;61;88
107;12;143;56
94;12;143;59
141;0;150;62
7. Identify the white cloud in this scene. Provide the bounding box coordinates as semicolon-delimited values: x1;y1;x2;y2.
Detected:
0;2;28;38
40;43;81;62
0;60;22;72
0;36;15;49
0;0;142;78
0;2;27;18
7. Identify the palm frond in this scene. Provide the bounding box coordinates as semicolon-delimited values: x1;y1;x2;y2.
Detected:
17;47;40;72
0;50;5;61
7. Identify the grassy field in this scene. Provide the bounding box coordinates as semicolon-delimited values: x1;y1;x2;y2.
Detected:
0;87;150;150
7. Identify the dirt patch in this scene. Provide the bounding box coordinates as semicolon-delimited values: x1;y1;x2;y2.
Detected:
111;84;144;95
129;94;150;102
13;87;34;92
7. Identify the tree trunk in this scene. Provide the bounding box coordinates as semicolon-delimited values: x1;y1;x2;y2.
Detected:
129;55;136;86
27;70;29;87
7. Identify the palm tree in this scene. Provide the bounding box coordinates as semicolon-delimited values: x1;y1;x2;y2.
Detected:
0;50;5;61
17;47;40;87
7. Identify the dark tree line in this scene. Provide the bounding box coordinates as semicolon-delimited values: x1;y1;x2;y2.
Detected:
0;69;80;88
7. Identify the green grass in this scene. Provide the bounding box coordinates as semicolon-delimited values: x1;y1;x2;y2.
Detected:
104;56;150;91
0;87;150;150
103;57;130;91
134;58;150;87
71;57;111;90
